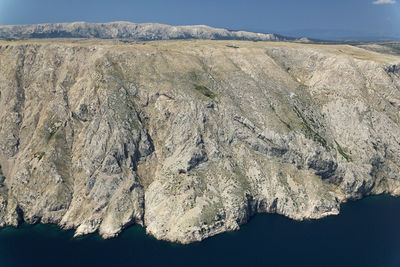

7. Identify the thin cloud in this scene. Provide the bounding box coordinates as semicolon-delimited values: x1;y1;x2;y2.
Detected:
372;0;396;4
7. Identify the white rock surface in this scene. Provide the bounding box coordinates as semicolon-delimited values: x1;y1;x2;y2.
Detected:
0;22;283;41
0;39;399;243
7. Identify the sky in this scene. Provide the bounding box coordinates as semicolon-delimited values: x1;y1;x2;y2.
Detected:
0;0;399;40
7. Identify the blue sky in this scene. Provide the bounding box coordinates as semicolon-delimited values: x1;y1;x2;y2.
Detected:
0;0;399;40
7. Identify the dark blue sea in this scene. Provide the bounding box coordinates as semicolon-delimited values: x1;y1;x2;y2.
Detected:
0;195;399;267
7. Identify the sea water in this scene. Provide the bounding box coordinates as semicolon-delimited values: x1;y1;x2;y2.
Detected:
0;195;399;267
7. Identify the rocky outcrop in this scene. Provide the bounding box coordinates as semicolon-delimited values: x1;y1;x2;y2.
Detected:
0;22;285;41
0;39;399;243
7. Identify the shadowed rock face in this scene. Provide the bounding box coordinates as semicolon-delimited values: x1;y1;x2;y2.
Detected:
0;22;284;41
0;39;399;244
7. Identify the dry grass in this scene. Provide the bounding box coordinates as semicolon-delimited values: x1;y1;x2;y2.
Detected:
1;38;399;64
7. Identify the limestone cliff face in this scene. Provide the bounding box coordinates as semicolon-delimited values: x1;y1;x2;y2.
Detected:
0;39;399;243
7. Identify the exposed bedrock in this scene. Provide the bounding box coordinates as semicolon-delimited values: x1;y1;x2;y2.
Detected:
0;40;399;243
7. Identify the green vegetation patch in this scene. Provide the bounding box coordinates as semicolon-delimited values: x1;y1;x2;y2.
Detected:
293;106;327;148
375;42;400;55
200;204;221;226
130;118;141;131
335;140;352;162
193;84;216;99
278;118;292;130
231;164;251;195
110;61;125;80
47;129;57;141
0;165;5;183
46;121;63;142
47;126;59;141
34;152;45;161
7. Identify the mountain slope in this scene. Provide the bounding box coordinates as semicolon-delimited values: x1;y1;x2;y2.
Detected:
0;39;399;243
0;22;285;41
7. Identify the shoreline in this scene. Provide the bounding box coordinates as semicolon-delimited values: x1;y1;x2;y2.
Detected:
0;193;397;244
0;194;399;266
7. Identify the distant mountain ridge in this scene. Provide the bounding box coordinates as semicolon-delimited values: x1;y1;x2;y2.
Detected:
278;28;400;42
0;21;289;41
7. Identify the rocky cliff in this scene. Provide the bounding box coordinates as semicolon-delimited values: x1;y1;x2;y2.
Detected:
0;39;399;243
0;22;284;41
